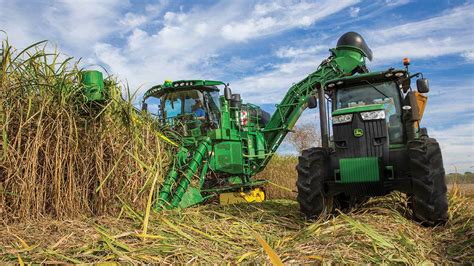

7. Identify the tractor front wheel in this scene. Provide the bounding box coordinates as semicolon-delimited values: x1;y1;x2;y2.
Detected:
296;147;330;219
408;137;448;226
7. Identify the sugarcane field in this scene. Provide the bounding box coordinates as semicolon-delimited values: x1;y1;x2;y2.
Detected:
0;0;473;264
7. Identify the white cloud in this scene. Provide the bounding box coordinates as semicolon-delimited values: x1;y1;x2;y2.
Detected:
422;84;474;125
462;51;474;63
421;81;474;173
231;54;325;103
385;0;411;7
0;0;127;56
89;0;362;98
275;45;326;58
145;0;169;14
92;2;246;93
221;0;359;42
43;0;127;52
367;4;474;63
371;37;473;62
430;123;474;174
349;7;360;17
239;3;474;104
0;1;47;48
119;13;148;28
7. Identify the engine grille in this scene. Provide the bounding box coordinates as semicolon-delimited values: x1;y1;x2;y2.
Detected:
333;114;388;158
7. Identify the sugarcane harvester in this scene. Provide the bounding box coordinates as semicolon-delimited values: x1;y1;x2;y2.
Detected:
81;32;446;225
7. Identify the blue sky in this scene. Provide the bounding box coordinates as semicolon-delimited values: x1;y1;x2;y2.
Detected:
1;0;473;173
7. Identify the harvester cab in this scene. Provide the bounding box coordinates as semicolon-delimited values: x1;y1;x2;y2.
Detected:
142;80;224;138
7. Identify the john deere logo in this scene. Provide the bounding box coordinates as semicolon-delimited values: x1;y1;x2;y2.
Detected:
354;128;364;137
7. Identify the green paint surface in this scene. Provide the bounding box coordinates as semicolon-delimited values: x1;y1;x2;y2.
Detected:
179;187;204;209
339;157;380;183
81;70;105;101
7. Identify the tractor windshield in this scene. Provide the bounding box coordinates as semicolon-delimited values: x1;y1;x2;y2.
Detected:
335;81;404;143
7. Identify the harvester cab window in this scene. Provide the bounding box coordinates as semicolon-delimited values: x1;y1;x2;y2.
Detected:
209;91;221;112
145;96;161;117
160;90;204;119
162;97;182;118
336;81;404;143
184;96;202;115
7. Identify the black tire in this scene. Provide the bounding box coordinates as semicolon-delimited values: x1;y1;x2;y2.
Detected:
296;147;330;219
408;137;448;225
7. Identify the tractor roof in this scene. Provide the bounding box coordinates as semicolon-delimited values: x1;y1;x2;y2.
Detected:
325;69;408;90
143;80;225;99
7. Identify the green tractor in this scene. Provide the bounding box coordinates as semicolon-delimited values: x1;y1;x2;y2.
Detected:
296;55;448;225
82;32;447;225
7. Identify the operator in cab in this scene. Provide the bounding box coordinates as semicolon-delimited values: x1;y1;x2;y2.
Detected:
192;99;206;121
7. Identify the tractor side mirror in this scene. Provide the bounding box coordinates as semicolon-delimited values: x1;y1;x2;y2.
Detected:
141;101;148;111
307;95;318;109
224;86;232;101
416;78;429;93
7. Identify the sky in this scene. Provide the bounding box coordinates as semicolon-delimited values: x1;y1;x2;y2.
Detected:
0;0;473;173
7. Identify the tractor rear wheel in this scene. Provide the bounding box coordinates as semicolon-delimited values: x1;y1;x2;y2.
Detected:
296;147;330;219
408;137;448;225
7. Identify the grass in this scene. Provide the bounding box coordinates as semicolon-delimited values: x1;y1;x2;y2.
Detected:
256;155;298;200
446;173;474;184
0;187;472;264
1;38;472;264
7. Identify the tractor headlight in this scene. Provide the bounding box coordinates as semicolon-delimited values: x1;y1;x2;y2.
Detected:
332;114;353;124
360;110;386;120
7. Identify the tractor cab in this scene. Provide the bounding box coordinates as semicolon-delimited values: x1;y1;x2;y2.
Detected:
142;80;224;137
328;69;408;146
